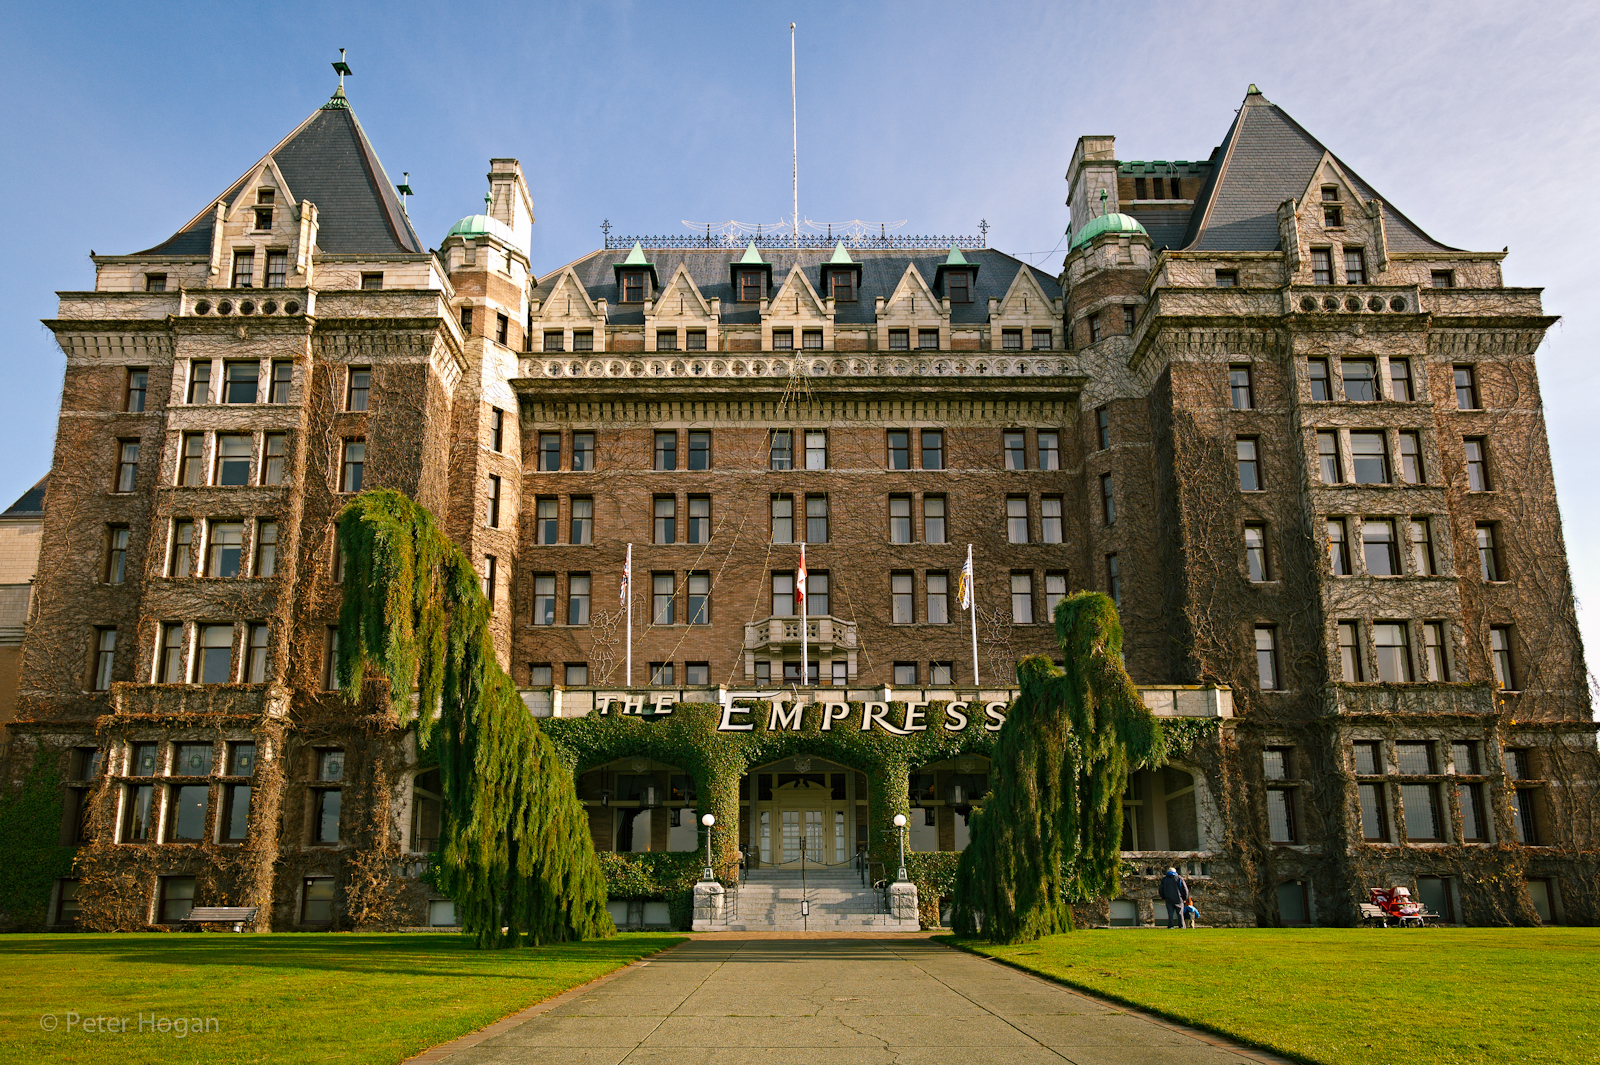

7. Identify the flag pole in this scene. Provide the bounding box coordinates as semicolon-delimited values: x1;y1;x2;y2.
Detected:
967;544;980;687
799;541;808;687
624;543;633;687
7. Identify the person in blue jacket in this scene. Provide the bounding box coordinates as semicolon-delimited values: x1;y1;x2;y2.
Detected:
1158;867;1191;928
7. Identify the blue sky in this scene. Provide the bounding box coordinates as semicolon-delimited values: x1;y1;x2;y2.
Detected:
3;0;1599;670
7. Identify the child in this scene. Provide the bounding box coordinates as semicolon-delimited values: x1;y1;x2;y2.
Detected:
1183;902;1200;928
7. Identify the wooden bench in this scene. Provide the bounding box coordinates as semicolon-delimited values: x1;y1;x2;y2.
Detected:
181;906;259;932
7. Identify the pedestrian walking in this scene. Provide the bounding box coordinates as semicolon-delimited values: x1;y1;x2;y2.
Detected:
1158;867;1191;929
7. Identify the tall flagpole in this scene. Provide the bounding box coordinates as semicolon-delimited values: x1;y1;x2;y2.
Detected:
799;541;808;687
790;22;798;250
624;543;633;686
967;544;980;687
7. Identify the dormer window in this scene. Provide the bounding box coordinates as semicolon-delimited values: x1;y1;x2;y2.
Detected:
829;272;854;302
258;189;275;205
1321;186;1339;202
738;269;764;302
1321;186;1342;227
145;274;167;293
254;208;273;231
948;271;972;303
621;270;646;303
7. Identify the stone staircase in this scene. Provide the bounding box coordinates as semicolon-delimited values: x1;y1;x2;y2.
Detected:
713;867;921;932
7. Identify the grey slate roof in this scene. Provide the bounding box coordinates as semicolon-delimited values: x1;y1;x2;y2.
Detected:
1182;90;1456;254
136;101;423;257
3;476;46;517
535;248;1059;326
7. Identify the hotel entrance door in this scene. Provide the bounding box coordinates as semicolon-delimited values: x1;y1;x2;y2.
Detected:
759;778;849;869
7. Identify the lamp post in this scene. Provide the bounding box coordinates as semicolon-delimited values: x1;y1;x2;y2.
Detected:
892;813;908;882
701;812;716;882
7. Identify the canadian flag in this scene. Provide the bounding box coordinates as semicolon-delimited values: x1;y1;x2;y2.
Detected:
796;542;807;609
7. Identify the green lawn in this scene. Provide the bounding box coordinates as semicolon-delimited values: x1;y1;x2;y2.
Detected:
945;927;1595;1065
0;931;683;1065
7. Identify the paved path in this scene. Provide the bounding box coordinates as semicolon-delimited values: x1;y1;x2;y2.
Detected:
415;934;1291;1065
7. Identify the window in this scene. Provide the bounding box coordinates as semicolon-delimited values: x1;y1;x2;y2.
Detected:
232;249;255;288
889;329;909;351
770;495;793;543
773;572;796;617
1344;248;1366;284
1324;204;1343;228
738;269;763;302
1321;186;1339;203
929;661;954;685
687;572;710;624
654;496;677;544
1308;358;1331;401
1010;572;1034;624
772;329;794;350
572;331;594;352
123;780;156;842
145;273;167;292
482;556;497;608
1244;524;1269;581
207;521;243;578
1476;523;1503;581
125;369;148;412
187;360;212;404
159;877;197;923
830;271;855;302
1464;437;1490;491
194;624;233;684
460;307;474;334
1310;247;1332;285
340;366;371;411
1431;270;1455;288
1043;495;1064;543
568;574;591;625
1458;771;1486;842
1122;306;1136;333
768;429;793;470
1359;783;1388;841
1002;431;1026;471
802;329;823;349
215;434;251;486
255;207;273;231
267;251;289;288
572;432;594;471
92;628;116;691
622;270;646;303
1230;365;1254;409
945;270;972;304
1215;269;1238;287
924;495;947;543
1396;431;1424;484
486;476;502;528
648;662;674;686
1338;621;1363;681
532;575;555;625
1089;313;1102;343
313;782;342;845
246;623;268;683
1317;431;1342;484
891;572;914;624
807;572;830;616
169;520;195;578
529;663;552;687
1454;366;1479;410
494;313;509;346
1374;623;1414;682
1420;620;1449;681
918;430;945;470
269;360;292;403
1032;329;1053;351
1390;359;1414;402
324;628;341;689
927;573;950;624
688;430;710;471
340;439;365;492
543;330;563;352
564;663;589;685
106;526;130;584
221;779;251;842
116;440;140;492
1267;788;1297;843
680;328;706;351
1342;359;1377;402
1006;496;1029;543
918;329;940;350
686;495;709;544
534;498;558;545
1327;518;1351;576
537;432;561;472
1490;626;1516;690
157;622;184;682
488;408;505;453
1106;554;1121;608
805;495;829;543
1001;329;1022;351
1401;783;1441;841
1362;520;1399;576
652;573;675;624
1407;519;1435;576
1350;431;1389;484
880;494;913;545
1036;430;1060;470
167;782;209;842
1236;437;1261;491
829;660;846;686
1255;626;1280;689
1045;572;1068;617
654;431;677;471
888;430;910;470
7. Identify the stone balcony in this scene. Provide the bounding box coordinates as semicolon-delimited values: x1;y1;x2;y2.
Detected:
109;682;292;720
1320;682;1496;718
744;614;857;654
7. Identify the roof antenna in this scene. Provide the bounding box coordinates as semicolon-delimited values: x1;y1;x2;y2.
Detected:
333;48;352;90
396;172;413;212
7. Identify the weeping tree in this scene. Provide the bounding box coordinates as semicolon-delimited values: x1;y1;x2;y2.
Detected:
952;591;1164;943
336;490;613;947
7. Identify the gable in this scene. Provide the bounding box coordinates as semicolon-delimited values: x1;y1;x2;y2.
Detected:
653;265;714;319
883;263;944;319
767;265;828;320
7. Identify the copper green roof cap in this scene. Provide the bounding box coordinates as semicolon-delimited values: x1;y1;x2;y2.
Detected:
621;241;651;265
445;213;523;250
943;245;970;266
1070;212;1148;250
737;242;767;264
827;240;855;264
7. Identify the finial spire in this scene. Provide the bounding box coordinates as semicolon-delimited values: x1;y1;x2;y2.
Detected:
396;172;413;212
1099;187;1108;217
333;48;352;90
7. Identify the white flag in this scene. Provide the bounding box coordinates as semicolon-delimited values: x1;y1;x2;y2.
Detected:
796;542;807;607
958;544;974;610
620;544;632;607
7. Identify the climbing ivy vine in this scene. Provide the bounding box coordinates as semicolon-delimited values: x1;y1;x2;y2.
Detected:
952;592;1165;943
0;750;76;931
335;490;612;947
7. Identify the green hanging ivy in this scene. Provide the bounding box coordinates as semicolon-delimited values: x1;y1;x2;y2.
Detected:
0;749;76;931
336;489;613;947
952;592;1165;943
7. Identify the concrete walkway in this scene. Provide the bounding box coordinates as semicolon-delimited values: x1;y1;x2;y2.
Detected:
413;934;1292;1065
